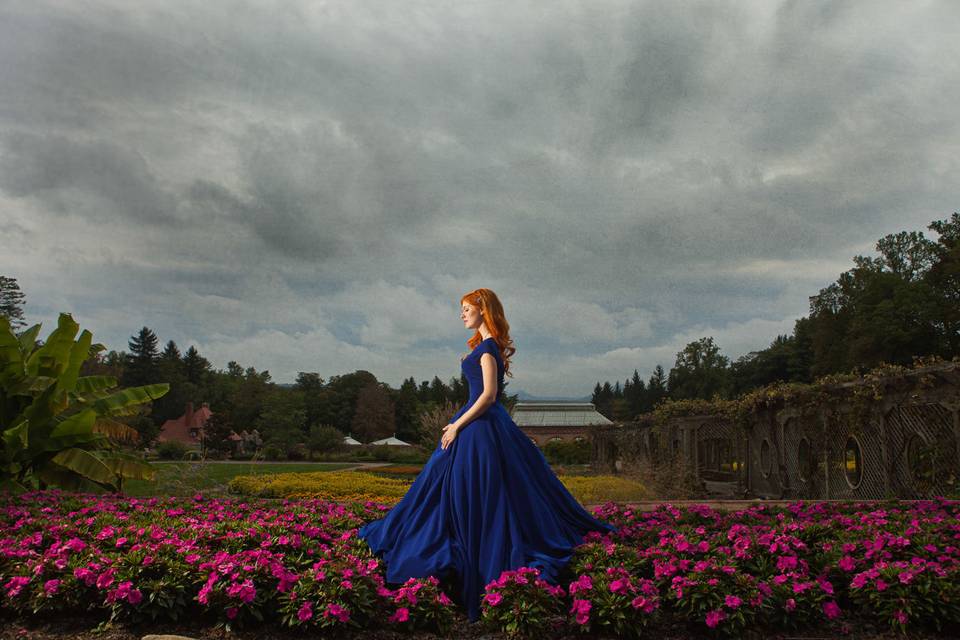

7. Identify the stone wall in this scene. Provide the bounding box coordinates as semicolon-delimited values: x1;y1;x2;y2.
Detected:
589;361;960;499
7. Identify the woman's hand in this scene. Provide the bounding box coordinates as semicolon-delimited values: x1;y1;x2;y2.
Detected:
440;423;460;450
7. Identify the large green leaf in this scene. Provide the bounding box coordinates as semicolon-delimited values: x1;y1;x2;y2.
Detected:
36;460;85;491
25;313;78;378
39;409;102;452
92;416;140;444
91;383;170;415
102;451;156;481
2;419;29;457
50;448;115;485
59;329;92;395
6;375;56;396
0;316;23;388
17;323;41;358
75;376;118;394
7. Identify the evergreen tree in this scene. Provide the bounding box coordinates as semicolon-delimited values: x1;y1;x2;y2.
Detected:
0;275;27;332
647;365;667;410
182;345;211;386
125;327;160;388
394;377;423;443
154;340;188;425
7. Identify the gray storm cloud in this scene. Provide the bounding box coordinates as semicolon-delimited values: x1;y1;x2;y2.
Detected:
1;0;958;396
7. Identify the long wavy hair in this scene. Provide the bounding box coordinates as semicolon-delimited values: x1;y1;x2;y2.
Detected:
461;288;516;378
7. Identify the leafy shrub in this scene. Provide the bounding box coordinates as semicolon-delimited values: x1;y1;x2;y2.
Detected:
848;559;960;634
383;576;456;636
480;567;566;638
543;439;592;465
155;441;191;460
566;566;660;639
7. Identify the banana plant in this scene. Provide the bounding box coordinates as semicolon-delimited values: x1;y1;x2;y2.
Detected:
0;312;169;492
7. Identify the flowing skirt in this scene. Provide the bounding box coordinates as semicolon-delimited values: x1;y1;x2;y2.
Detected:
357;401;617;622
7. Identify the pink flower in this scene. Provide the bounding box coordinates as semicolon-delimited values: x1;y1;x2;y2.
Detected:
324;602;350;622
571;598;592;625
297;601;313;621
705;609;726;628
226;607;238;620
609;578;629;594
569;575;593;595
724;594;742;609
838;556;856;571
5;577;30;598
823;601;841;620
388;607;409;623
96;569;115;589
875;579;888;591
785;598;796;612
484;592;503;606
894;610;908;625
43;579;61;596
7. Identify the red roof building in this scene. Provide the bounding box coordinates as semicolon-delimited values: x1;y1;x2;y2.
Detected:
157;401;212;448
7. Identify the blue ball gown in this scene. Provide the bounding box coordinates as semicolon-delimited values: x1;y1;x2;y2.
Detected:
357;337;618;622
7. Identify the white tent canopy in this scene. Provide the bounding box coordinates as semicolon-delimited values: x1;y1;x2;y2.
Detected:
342;435;363;445
369;435;412;446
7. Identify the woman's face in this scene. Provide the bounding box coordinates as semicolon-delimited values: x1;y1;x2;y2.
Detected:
460;301;482;330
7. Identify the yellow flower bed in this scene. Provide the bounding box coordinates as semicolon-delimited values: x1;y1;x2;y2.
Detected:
229;470;645;505
228;470;411;501
557;475;650;504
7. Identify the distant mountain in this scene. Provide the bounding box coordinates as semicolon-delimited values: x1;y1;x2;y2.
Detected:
513;389;592;402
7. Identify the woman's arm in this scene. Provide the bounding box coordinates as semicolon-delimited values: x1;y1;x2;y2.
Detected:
440;353;497;448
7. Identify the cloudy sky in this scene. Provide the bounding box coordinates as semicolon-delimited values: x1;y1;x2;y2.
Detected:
2;1;959;398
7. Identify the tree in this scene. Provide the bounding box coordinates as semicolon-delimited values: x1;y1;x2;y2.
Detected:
203;409;236;458
124;327;160;388
256;391;307;459
182;345;211;386
351;382;396;443
306;424;344;458
0;275;27;332
647;365;667;411
394;377;423;443
667;337;730;400
1;313;164;492
154;340;189;426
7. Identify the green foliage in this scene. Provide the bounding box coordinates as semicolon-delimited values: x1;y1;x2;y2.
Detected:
306;424;343;456
0;312;167;491
543;438;592;465
155;440;191;460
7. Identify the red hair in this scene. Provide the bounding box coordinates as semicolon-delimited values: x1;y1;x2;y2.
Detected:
461;288;515;378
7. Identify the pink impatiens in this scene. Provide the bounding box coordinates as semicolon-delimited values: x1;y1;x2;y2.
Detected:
2;490;960;637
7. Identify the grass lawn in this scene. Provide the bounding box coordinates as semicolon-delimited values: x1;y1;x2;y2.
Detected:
120;461;359;497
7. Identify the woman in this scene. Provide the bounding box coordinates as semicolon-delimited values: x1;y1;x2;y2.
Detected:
357;288;617;622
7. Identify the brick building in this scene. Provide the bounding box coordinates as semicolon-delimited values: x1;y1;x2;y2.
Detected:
511;401;614;446
157;401;212;449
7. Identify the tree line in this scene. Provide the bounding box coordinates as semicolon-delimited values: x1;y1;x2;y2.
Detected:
592;212;960;421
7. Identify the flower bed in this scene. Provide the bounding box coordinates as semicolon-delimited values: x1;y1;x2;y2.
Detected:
1;491;959;638
227;470;649;504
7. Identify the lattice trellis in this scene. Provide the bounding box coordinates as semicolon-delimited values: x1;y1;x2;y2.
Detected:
746;414;783;498
780;415;827;499
885;403;958;498
822;410;886;499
